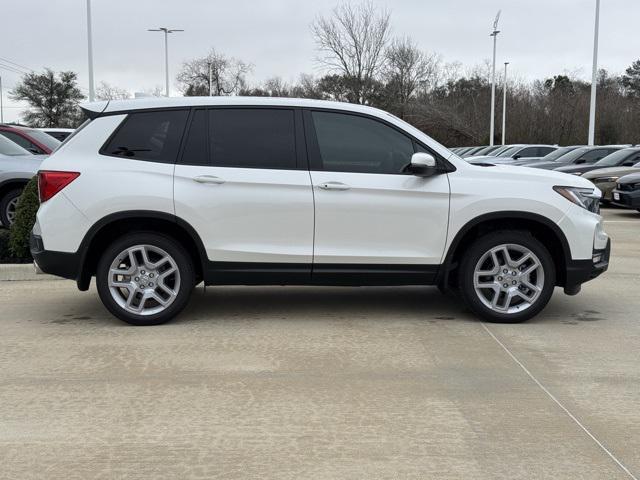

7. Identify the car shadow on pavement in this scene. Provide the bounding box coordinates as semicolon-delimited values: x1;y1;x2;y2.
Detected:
178;285;470;325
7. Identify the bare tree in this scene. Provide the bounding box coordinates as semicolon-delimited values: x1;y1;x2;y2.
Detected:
311;1;391;104
384;37;440;115
177;49;252;96
95;81;131;101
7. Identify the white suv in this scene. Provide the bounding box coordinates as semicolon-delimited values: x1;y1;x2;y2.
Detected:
31;97;610;325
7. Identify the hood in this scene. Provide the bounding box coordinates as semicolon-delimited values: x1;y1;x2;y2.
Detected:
473;164;597;189
583;166;640;180
466;155;501;164
618;172;640;184
554;164;596;175
522;161;560;170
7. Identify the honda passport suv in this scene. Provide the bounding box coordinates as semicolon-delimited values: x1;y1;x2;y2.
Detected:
31;98;610;325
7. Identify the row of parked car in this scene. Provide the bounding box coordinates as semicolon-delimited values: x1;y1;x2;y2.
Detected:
452;144;640;211
0;125;74;226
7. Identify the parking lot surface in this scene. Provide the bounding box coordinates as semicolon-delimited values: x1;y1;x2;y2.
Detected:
0;208;639;479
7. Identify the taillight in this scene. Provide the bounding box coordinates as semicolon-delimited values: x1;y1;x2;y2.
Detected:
38;171;80;203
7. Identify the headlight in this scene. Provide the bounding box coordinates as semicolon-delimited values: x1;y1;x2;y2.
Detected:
593;176;619;183
553;186;601;213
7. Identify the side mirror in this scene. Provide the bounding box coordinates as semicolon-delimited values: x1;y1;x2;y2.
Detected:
513;154;521;159
407;152;437;177
576;159;586;164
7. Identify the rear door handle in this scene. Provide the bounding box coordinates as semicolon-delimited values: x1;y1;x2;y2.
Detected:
317;181;351;191
193;175;225;185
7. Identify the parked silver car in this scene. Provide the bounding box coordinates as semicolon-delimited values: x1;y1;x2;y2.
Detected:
0;135;45;226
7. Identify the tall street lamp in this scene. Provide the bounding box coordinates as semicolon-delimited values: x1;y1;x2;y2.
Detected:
489;10;501;147
86;0;95;101
148;27;184;97
502;62;509;145
588;0;600;146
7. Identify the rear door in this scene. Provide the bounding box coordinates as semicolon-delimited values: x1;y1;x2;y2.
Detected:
174;107;314;281
305;109;450;281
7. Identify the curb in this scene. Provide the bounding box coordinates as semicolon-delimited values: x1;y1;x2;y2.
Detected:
0;264;61;282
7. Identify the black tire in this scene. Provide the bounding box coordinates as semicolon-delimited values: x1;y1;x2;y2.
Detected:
96;232;195;326
458;231;556;323
0;188;22;227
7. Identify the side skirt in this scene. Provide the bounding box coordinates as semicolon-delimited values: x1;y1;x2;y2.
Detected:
204;262;440;286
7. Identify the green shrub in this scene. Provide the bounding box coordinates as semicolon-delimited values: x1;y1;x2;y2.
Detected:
9;177;39;260
0;229;13;262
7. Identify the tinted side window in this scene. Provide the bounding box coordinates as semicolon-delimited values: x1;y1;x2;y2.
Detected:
581;149;610;163
181;109;208;166
102;110;188;163
311;111;414;174
538;147;556;156
517;147;539;157
209;109;296;169
0;131;41;153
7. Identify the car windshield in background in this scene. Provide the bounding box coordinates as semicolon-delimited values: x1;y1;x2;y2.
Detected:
554;147;590;164
496;146;521;157
489;145;512;156
594;148;638;167
22;128;61;151
0;134;31;156
542;146;579;161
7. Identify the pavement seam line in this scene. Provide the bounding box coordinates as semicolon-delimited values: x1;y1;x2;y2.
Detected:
481;322;638;480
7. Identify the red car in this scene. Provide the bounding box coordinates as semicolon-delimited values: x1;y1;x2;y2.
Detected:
0;124;60;154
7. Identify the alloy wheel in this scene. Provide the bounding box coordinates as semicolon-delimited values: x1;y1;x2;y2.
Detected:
108;244;181;316
473;243;544;314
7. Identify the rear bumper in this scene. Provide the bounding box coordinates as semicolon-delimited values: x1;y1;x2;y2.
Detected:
611;189;640;208
564;239;611;292
30;233;81;281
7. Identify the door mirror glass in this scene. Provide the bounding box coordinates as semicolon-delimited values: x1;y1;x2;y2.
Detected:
407;152;437;176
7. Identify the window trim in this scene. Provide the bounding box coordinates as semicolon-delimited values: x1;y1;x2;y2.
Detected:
302;108;453;175
99;108;190;164
177;106;307;171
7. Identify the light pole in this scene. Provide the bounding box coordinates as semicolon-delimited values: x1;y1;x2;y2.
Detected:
148;27;184;97
502;62;509;145
86;0;95;101
588;0;600;146
489;10;501;146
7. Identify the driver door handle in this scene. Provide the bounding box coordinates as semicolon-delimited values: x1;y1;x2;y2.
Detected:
317;181;351;191
193;175;226;185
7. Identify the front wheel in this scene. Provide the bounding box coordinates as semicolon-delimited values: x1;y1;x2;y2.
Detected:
458;231;556;323
96;232;195;325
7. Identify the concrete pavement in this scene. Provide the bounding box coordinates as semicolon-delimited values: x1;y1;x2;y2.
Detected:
0;208;638;479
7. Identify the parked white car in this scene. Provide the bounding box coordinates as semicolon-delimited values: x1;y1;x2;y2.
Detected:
0;135;45;226
31;97;610;325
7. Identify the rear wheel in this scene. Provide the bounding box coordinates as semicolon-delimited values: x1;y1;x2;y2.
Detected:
96;232;195;325
0;188;22;227
458;231;555;323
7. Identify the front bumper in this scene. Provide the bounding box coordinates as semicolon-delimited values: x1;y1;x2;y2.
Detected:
564;238;611;293
611;188;640;208
30;233;81;281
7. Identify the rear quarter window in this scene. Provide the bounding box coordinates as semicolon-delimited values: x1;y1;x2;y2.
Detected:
101;110;189;163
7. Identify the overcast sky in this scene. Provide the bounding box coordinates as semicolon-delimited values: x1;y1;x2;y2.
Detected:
1;0;638;123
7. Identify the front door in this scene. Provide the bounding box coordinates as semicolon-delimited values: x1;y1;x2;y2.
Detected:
304;110;450;282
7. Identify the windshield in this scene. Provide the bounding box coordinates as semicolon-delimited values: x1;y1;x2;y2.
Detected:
542;146;579;161
496;146;522;157
554;147;590;164
594;149;638;167
20;128;61;151
0;134;31;156
489;145;512;156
